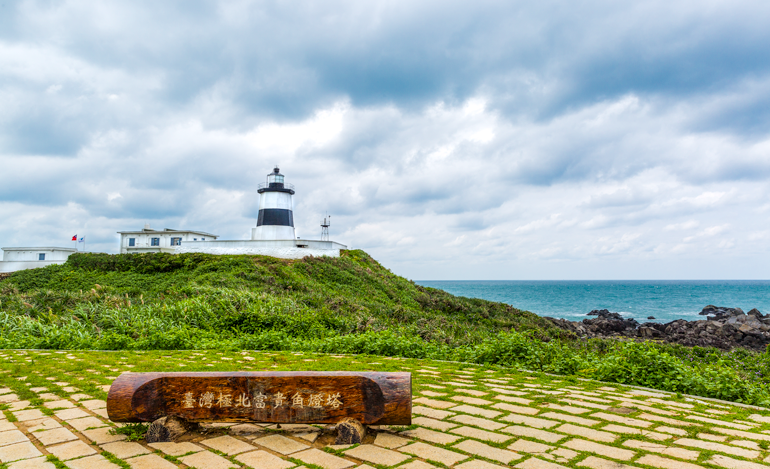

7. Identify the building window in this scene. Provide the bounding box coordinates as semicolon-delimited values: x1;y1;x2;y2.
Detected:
171;237;182;246
128;238;135;247
151;238;160;246
38;253;46;260
201;238;205;241
193;238;197;241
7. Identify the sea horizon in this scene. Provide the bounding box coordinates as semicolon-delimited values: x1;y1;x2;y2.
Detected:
414;279;770;324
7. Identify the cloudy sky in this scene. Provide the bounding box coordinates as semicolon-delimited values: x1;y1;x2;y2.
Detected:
1;0;769;280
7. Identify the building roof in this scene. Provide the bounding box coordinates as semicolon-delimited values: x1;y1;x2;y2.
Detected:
117;228;218;237
1;247;78;252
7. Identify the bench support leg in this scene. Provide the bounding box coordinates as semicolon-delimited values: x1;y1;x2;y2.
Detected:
335;418;366;444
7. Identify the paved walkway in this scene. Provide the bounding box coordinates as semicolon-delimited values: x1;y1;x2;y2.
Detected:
2;363;770;468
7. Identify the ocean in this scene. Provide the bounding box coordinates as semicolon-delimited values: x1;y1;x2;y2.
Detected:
414;280;770;323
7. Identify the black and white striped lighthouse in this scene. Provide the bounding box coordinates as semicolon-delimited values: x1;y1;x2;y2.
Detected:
251;167;296;240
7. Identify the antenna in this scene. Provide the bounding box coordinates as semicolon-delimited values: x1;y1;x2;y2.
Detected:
321;214;331;241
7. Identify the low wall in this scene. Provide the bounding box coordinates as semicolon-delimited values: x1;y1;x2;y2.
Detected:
174;239;345;259
0;260;67;273
174;245;340;259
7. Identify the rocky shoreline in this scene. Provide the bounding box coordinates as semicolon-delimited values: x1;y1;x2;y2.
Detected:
546;305;770;351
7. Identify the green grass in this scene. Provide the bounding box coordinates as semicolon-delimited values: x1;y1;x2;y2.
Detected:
1;251;770;406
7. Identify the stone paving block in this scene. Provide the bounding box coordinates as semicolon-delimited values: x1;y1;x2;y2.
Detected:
201;435;257;455
413;416;459;431
450;405;501;419
554;424;616;443
558;399;607;410
616;400;676;416
22;418;61;432
635;454;704;469
236;449;296;469
81;427;127;444
493;395;532;405
599;424;669;441
562;439;635;461
731;440;761;450
7;401;30;411
293;448;356;469
697;433;727;442
64;454;121;469
43;399;76;409
685;415;752;430
673;438;759;459
67;416;108;432
422;391;447;397
491;403;539;415
37;393;59;401
707;453;768;469
70;394;92;401
456;389;489;397
539;412;599;427
0;430;28;447
542;404;591;415
127;453;179;469
401;427;461;444
414;397;456;409
457;459;509;469
576;456;637;469
47;439;97;460
622;439;699;460
148;441;204;456
231;423;266;435
653;425;688;436
400;441;469;466
502;425;564;443
55;408;90;420
711;427;770;442
450;414;506;430
0;421;15;432
35;427;78;445
346;444;411;466
551;448;577;462
491;389;529;396
501;414;559;429
91;408;110;420
0;394;19;403
10;409;45;422
254;434;309;455
507;439;553;454
100;441;151;459
451;396;493;406
413;406;455;420
450;426;511;443
81;399;107;410
590;412;652;428
180;450;238;469
0;441;43;463
452;439;521;464
638;413;696;426
398;460;438;469
374;432;410;449
298;432;319;443
514;457;569;469
8;456;55;469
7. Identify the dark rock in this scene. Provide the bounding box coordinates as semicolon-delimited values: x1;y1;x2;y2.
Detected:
647;316;655;320
549;305;770;352
587;309;611;316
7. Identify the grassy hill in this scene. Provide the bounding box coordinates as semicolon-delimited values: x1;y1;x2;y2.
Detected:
1;250;770;406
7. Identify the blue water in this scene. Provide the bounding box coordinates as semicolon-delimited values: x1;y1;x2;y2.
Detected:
414;280;770;323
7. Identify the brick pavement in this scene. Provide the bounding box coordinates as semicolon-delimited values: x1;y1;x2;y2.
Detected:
1;358;770;468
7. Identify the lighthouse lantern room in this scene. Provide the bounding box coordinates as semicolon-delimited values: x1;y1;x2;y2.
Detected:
251;167;297;240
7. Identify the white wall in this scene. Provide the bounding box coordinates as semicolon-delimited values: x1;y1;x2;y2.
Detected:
0;260;68;273
120;232;215;253
259;192;293;210
252;225;296;240
2;249;75;262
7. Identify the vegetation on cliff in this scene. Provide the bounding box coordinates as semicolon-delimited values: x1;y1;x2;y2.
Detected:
1;250;769;406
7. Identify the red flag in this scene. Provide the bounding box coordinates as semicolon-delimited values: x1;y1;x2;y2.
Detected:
72;235;77;241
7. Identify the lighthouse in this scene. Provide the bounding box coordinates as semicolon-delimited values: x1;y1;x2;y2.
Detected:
251;167;296;240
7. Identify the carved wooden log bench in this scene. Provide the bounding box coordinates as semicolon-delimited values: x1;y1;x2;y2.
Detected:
107;371;411;443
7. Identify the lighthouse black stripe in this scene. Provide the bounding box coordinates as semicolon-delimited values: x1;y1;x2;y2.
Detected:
257;209;294;227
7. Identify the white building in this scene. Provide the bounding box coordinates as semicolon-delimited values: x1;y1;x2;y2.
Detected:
0;247;78;273
118;224;218;254
176;167;347;259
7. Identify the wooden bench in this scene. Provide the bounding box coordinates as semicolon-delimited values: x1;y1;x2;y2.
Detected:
107;371;411;443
